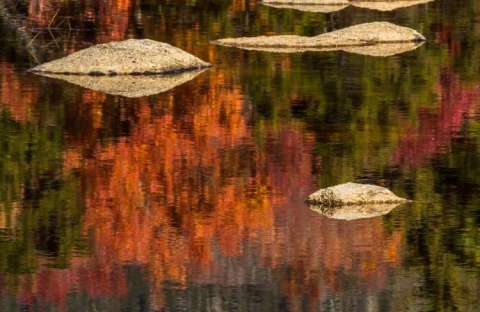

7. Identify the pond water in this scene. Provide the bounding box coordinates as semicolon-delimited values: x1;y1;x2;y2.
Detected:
0;0;479;311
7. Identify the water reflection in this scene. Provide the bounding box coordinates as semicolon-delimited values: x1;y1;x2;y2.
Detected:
0;0;480;311
310;203;406;220
37;69;209;98
394;70;480;167
214;40;425;56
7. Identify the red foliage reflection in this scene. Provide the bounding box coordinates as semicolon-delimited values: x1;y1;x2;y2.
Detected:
394;70;480;167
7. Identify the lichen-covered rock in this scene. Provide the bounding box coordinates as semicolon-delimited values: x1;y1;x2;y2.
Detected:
306;182;409;206
30;39;211;75
37;69;207;98
310;203;403;220
213;22;425;56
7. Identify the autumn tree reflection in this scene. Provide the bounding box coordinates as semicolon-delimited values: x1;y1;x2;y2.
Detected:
394;70;480;167
2;0;480;311
0;63;406;311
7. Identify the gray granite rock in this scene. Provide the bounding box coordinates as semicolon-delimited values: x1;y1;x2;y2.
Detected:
213;22;425;57
31;39;211;75
306;182;409;206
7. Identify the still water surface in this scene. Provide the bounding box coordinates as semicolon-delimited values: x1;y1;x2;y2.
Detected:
0;0;480;311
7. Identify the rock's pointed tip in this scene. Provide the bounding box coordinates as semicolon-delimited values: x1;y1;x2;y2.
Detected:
416;33;427;41
211;39;226;46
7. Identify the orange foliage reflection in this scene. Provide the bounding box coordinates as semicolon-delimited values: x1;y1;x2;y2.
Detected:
0;1;405;308
0;67;404;310
0;62;37;122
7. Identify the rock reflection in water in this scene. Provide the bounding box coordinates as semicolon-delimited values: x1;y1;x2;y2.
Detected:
36;69;208;98
214;41;424;56
310;203;405;220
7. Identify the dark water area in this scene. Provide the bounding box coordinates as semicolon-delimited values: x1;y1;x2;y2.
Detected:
0;0;480;311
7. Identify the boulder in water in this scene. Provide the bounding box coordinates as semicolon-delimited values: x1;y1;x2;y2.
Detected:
306;182;409;206
212;22;425;56
30;39;211;75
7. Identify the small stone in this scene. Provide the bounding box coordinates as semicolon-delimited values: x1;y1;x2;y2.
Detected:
306;182;409;206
